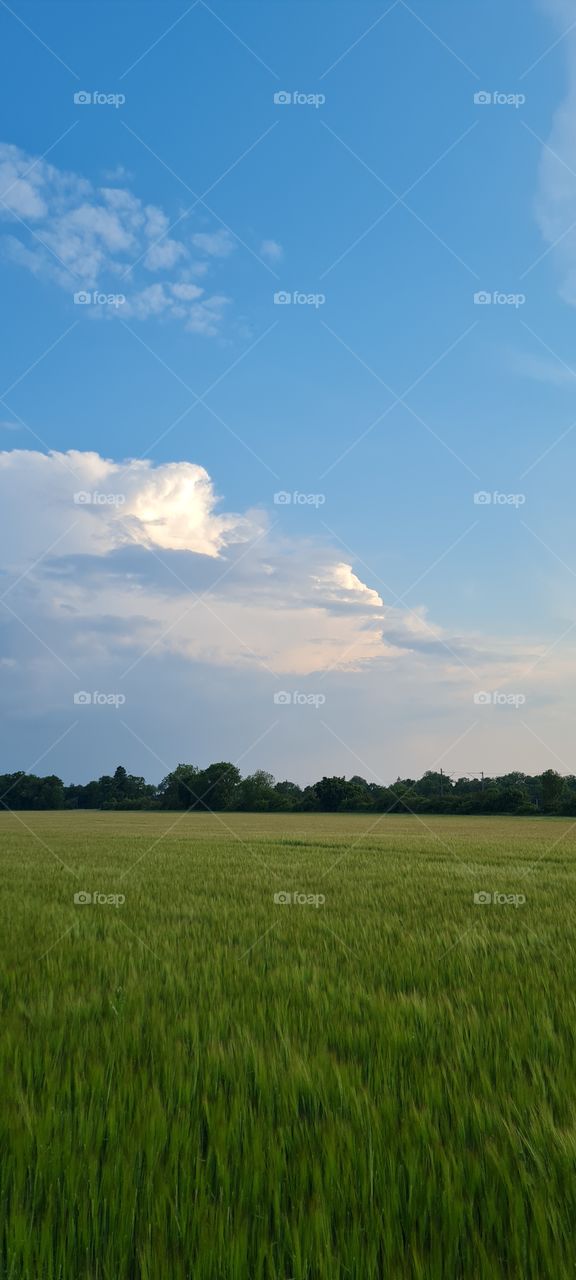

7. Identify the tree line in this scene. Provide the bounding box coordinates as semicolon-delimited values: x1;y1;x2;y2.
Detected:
0;763;573;815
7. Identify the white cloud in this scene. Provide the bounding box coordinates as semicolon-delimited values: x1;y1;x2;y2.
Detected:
0;143;50;219
0;449;257;562
185;294;231;335
101;164;134;184
126;283;173;320
170;282;204;301
0;448;550;692
313;563;383;608
538;0;574;19
534;5;576;302
513;350;576;386
0;142;238;335
144;238;187;271
260;238;283;262
143;204;169;240
0;447;570;782
191;229;236;257
0;448;429;679
123;282;231;333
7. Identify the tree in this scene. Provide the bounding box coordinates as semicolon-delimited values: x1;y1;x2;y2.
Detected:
369;784;396;811
540;769;564;813
300;785;320;811
35;775;65;809
110;766;155;804
1;761;575;816
238;770;276;811
192;762;241;810
387;779;417;812
0;772;64;810
0;772;26;809
340;782;372;811
158;764;201;809
314;777;349;811
274;780;303;810
415;771;451;798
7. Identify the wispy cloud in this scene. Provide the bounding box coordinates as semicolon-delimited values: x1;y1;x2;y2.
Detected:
191;229;236;257
260;238;283;263
0;142;261;335
534;3;576;302
512;350;576;386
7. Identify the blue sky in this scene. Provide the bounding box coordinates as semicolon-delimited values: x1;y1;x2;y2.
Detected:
1;0;575;785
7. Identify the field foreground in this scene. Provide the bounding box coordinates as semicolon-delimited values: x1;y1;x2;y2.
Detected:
1;811;576;1279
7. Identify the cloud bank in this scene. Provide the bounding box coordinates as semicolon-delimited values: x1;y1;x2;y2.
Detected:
0;447;568;783
0;447;544;692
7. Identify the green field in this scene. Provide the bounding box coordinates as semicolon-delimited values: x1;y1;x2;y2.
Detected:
2;811;576;1279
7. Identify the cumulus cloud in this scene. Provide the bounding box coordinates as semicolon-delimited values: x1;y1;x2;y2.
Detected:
121;281;230;333
143;238;187;271
191;229;236;257
0;449;258;563
0;447;568;782
0;447;458;681
0;143;240;334
313;563;383;609
0;447;548;700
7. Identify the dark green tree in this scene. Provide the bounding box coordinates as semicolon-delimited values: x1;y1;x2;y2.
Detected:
540;769;564;813
193;762;242;810
238;770;276;811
